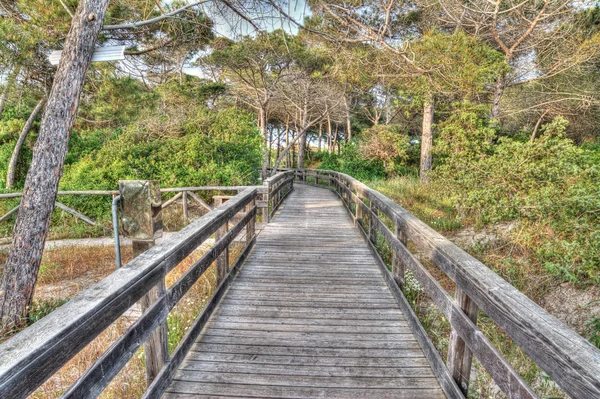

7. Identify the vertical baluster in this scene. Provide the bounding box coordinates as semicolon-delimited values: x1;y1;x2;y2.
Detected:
392;225;407;288
246;197;255;244
214;197;229;283
182;191;189;224
447;289;478;395
369;203;378;244
355;193;363;227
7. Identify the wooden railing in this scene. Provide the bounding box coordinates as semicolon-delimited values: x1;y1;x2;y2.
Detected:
293;168;600;399
0;172;293;399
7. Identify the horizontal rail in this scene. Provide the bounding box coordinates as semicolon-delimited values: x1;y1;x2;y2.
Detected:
0;186;256;199
0;187;259;398
294;168;600;399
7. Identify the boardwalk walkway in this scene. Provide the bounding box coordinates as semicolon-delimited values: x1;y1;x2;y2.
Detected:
165;185;445;398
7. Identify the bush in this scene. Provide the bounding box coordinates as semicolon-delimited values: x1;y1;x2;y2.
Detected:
58;106;262;221
358;124;410;175
318;143;387;181
434;106;600;283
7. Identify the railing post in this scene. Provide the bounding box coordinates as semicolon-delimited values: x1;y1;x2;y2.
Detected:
214;197;229;282
447;289;479;395
262;180;270;223
392;225;407;288
369;203;378;244
355;194;362;226
119;180;168;386
246;197;255;244
182;191;189;224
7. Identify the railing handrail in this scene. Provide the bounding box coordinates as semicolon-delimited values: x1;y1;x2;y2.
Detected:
0;186;256;199
0;187;258;398
294;168;600;399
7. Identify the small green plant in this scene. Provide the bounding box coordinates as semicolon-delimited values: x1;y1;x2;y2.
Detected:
28;298;70;324
586;315;600;349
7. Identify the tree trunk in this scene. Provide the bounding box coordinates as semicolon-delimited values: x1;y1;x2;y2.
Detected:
333;125;339;153
259;106;269;178
0;0;110;331
344;97;352;142
384;90;391;125
491;73;505;122
276;126;281;162
285;118;290;167
327;112;332;154
318;122;322;151
297;104;309;169
530;109;549;143
6;97;46;189
273;128;308;173
420;97;434;184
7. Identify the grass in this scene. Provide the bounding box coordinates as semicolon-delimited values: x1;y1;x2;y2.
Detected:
367;175;578;398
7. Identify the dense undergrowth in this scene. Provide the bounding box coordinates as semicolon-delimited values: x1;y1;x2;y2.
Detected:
0;77;262;239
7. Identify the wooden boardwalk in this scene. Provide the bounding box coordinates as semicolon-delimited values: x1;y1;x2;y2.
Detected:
165;185;445;398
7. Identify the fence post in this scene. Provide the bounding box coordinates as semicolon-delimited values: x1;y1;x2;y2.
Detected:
447;289;479;395
119;180;168;386
262;179;270;223
369;203;378;244
355;193;362;227
392;225;407;288
246;198;255;244
182;191;189;224
214;197;229;282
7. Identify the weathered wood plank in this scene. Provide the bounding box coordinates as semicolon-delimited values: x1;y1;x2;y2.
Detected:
165;185;445;399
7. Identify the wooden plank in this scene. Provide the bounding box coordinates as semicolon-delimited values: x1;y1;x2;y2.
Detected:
186;190;212;211
164;184;444;399
165;383;445;399
54;201;109;231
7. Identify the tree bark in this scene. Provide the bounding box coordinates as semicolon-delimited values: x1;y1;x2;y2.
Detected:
491;73;505;122
344;97;351;142
318;122;322;151
272;128;308;173
420;97;434;184
297;103;309;169
530;109;549;143
6;97;46;189
259;105;269;178
285;118;290;167
326;112;332;154
0;0;110;330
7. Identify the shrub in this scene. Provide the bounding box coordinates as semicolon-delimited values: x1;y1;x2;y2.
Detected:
434;106;600;283
358;124;410;175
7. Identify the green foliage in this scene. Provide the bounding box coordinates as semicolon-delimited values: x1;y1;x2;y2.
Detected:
59;106;261;220
410;30;508;98
587;315;600;349
318;143;387;181
81;77;158;126
28;298;70;325
358;124;410;175
434;106;600;284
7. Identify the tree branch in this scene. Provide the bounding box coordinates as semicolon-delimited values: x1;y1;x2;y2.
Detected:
102;0;211;30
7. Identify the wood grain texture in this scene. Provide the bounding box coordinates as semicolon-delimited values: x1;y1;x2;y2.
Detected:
166;185;445;398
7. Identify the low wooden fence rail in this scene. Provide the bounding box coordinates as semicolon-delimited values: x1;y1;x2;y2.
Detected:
290;168;600;399
0;171;293;399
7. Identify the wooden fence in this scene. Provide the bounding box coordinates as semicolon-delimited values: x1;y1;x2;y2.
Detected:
292;168;600;399
0;171;294;399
